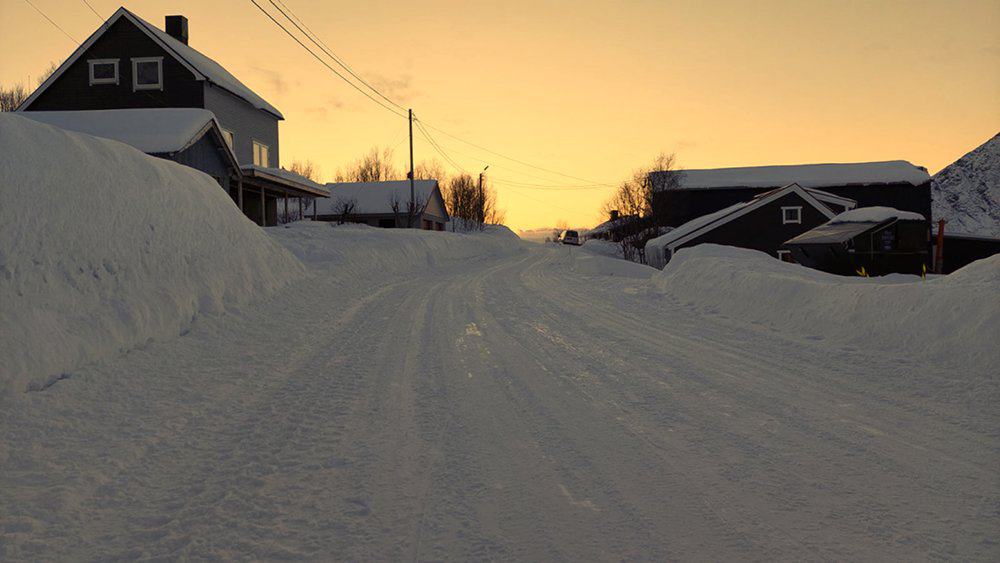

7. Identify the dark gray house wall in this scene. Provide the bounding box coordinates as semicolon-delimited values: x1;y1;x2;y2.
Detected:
157;133;233;183
678;192;833;258
653;183;931;228
203;83;279;167
24;18;204;111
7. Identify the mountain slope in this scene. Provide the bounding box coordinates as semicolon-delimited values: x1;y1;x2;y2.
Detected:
931;133;1000;236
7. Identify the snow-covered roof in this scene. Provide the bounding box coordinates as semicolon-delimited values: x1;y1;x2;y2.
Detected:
656;161;930;190
240;165;329;197
20;108;221;154
17;7;283;119
829;206;925;224
584;215;640;237
317;180;440;215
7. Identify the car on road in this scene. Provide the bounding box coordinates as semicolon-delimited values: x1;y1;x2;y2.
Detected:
557;230;581;245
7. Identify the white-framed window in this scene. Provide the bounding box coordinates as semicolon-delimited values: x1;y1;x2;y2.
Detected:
131;57;163;91
88;59;119;85
222;129;235;151
781;206;802;225
776;250;793;262
252;140;270;167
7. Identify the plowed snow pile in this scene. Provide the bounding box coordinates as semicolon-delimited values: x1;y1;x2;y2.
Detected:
0;114;303;397
652;245;999;373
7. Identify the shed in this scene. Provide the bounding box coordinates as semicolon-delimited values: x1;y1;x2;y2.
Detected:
784;207;930;276
314;180;449;230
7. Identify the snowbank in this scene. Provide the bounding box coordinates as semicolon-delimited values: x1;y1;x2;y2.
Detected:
0;114;303;398
268;221;524;272
651;245;998;372
572;242;654;278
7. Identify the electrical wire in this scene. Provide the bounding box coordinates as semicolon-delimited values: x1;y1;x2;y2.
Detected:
23;0;77;43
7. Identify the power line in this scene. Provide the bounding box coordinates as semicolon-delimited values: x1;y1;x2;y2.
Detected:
246;0;407;119
23;0;77;43
268;0;407;113
80;0;103;21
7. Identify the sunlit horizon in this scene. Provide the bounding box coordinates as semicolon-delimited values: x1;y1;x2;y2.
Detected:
2;0;997;230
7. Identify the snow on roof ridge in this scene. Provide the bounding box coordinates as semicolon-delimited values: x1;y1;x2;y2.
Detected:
124;8;284;119
656;160;930;190
829;206;925;224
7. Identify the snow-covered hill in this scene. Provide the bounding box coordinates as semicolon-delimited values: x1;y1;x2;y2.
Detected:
931;133;1000;236
0;114;304;397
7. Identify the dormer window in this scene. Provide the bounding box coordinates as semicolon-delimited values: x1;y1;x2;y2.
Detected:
781;206;802;225
88;59;119;85
132;57;163;91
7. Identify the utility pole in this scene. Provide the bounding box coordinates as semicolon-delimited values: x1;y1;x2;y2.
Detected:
478;165;489;226
408;108;415;228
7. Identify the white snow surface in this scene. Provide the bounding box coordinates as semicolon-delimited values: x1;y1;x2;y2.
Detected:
931;133;1000;237
670;160;930;190
829;206;925;224
0;114;303;397
317;180;440;215
128;9;284;118
652;244;998;373
2;157;998;558
19;108;219;154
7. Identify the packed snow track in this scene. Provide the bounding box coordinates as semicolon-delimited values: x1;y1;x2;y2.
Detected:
2;240;996;560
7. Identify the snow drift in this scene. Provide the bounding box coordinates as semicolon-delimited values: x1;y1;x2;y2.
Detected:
651;245;999;372
0;114;303;397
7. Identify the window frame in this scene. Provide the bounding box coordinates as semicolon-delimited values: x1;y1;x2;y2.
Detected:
222;128;235;151
88;58;119;85
781;206;802;225
776;249;793;262
252;139;270;167
131;57;164;91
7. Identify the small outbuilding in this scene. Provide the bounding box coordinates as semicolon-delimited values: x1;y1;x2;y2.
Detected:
645;183;856;268
314;180;449;230
783;207;930;276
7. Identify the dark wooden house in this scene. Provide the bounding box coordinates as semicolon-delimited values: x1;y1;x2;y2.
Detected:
932;231;1000;274
314;180;450;230
645;183;857;268
15;6;327;226
784;207;930;276
650;161;931;229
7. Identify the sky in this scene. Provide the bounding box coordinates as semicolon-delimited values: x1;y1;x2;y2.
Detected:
1;0;998;230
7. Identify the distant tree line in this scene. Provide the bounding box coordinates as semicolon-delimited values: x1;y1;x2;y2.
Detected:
598;153;681;262
0;62;58;112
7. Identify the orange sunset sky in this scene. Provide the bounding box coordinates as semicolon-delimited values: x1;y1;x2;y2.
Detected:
2;0;998;230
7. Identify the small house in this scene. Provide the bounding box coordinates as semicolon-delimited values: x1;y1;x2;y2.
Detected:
314;180;449;230
783;207;930;276
645;183;857;268
649;161;930;229
15;7;328;226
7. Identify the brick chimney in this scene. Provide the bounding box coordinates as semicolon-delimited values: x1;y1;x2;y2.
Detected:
165;15;188;45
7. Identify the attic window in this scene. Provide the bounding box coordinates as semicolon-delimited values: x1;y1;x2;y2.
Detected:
781;206;802;225
132;57;163;91
88;59;119;85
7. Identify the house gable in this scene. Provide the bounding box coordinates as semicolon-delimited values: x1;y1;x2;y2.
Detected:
21;14;204;112
422;185;449;221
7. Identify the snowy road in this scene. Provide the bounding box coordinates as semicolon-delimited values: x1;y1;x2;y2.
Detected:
2;240;997;560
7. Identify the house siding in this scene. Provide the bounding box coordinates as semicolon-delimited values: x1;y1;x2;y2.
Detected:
677;193;832;258
203;84;279;167
653;182;932;228
25;17;203;111
159;133;233;182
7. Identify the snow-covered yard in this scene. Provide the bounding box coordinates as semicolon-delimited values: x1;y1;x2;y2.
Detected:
2;115;998;560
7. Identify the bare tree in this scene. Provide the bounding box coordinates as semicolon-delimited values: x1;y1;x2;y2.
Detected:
389;191;428;228
414;159;446;182
331;197;358;224
600;152;681;262
444;174;504;231
289;159;321;220
0;83;28;112
1;62;58;112
335;146;400;182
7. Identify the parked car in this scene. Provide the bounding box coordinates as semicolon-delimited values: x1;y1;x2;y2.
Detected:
558;230;581;245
